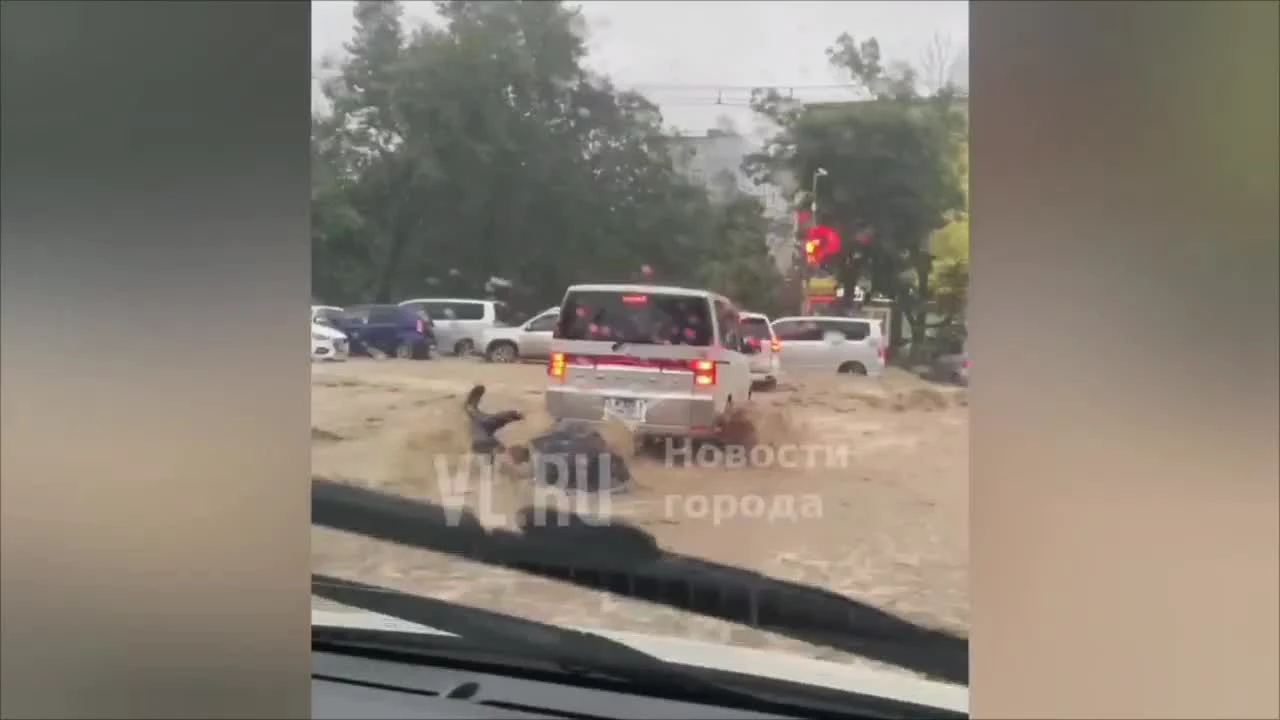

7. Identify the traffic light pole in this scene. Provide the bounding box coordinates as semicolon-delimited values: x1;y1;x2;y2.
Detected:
801;168;827;315
798;215;810;315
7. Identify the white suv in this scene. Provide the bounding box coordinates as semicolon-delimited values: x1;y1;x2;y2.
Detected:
544;284;756;438
770;316;886;376
397;298;512;356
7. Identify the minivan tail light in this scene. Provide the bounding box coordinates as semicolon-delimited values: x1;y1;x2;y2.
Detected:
549;352;567;380
770;337;781;353
692;359;716;387
877;345;887;362
416;319;425;334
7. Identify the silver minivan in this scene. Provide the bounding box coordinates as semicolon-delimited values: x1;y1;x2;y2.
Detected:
544;284;757;438
397;298;514;356
770;315;886;376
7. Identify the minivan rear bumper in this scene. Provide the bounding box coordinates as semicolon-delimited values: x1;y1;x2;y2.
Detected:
545;386;719;437
749;354;781;381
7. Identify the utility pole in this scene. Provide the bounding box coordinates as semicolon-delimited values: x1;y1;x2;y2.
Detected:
790;191;807;315
800;167;828;315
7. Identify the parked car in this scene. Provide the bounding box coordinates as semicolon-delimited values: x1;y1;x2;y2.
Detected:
480;306;559;363
330;304;435;359
930;344;970;386
311;321;349;362
311;304;344;327
545;284;757;438
770;315;886;376
738;311;783;389
396;298;514;357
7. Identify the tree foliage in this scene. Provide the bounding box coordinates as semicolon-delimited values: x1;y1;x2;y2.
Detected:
311;0;783;314
928;137;969;327
747;34;967;354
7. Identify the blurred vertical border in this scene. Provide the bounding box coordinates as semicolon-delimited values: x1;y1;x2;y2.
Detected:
2;1;312;717
971;0;1278;717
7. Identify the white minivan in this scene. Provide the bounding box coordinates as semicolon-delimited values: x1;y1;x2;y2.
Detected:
397;298;513;356
770;315;886;376
544;284;757;438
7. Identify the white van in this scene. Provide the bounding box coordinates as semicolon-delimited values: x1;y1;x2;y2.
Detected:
770;315;886;376
396;298;513;356
544;284;757;438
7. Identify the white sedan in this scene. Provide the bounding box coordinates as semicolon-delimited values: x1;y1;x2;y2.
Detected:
311;322;349;362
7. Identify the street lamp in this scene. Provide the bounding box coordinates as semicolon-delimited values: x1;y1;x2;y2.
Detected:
810;167;828;216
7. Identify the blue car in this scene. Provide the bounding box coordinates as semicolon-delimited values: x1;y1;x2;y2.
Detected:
331;305;436;360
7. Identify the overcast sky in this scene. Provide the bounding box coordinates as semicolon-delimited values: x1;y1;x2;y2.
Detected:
311;1;968;140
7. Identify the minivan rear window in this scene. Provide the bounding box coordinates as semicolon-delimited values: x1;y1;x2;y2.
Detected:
556;290;715;347
740;316;772;340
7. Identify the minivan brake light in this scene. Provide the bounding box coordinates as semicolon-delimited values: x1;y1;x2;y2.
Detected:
549;352;567;380
692;359;716;387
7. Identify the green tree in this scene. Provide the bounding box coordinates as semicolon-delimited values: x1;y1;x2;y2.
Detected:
312;0;427;303
427;0;731;302
311;0;786;313
927;138;969;330
748;34;966;356
699;192;788;317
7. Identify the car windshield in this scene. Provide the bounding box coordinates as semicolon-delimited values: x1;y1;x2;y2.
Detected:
556;290;715;346
309;0;971;703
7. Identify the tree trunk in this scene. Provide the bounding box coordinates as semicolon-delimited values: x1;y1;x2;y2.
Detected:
836;253;865;307
908;249;935;363
889;303;906;359
372;225;406;304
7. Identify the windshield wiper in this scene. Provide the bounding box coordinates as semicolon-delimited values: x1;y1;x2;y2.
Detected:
312;574;837;718
313;478;968;686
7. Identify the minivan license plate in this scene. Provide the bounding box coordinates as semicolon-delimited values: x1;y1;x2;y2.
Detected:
603;397;646;422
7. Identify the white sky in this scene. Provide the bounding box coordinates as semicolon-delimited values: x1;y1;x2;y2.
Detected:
311;1;968;140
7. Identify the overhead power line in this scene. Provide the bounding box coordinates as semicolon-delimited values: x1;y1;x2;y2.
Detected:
617;83;871;108
624;83;860;92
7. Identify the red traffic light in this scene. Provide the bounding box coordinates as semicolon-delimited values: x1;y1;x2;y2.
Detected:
805;224;841;264
804;238;821;265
